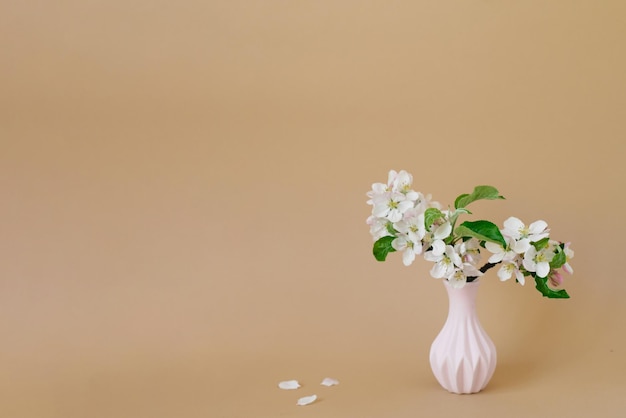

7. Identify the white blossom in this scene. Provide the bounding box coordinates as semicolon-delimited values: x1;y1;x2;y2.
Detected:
394;209;426;244
366;215;391;241
424;244;462;279
371;191;414;223
503;217;550;243
391;170;420;201
523;246;555;278
563;242;575;274
456;238;482;265
447;263;483;288
364;170;574;299
392;234;421;266
496;256;526;285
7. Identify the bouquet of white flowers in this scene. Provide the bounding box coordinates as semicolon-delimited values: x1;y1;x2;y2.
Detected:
366;170;574;298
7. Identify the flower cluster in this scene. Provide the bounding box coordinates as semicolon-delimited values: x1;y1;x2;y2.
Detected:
366;170;574;298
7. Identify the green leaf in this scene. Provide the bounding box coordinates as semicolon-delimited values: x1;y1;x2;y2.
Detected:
454;208;472;215
454;185;505;209
532;237;550;250
454;193;470;209
455;220;507;247
550;249;567;269
534;276;570;299
385;222;398;235
373;236;396;261
424;208;444;230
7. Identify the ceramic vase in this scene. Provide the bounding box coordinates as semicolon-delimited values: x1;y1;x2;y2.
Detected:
429;279;497;394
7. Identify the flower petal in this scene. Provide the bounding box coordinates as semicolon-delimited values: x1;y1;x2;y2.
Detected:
449;276;467;288
402;249;416;266
430;262;446;279
391;237;406;251
497;266;512;281
522;256;536;272
563;262;574;275
278;380;301;390
512;238;531;254
485;241;503;254
320;377;339;387
433;222;452;240
431;239;445;256
488;252;505;264
372;204;389;218
397;200;414;213
503;217;524;235
387;170;398;186
405;190;419;201
536;262;550;278
297;395;317;406
387;209;402;223
529;220;548;234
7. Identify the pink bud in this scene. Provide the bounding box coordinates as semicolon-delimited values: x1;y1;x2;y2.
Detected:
549;270;563;287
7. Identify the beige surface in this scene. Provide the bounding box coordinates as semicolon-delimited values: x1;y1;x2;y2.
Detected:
1;1;626;417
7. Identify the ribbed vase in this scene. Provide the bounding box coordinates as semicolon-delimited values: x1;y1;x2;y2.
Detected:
429;280;497;394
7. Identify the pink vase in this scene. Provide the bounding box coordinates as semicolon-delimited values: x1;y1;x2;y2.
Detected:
429;280;497;394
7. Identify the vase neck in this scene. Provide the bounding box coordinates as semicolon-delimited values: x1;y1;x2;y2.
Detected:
443;280;480;318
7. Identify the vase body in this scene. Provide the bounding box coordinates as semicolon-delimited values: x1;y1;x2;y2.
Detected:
429;280;497;394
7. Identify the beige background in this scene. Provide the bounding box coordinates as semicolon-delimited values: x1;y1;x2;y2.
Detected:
1;1;626;417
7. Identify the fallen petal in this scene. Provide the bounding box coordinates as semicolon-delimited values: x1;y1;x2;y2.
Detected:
320;377;339;387
296;394;317;406
278;380;300;390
